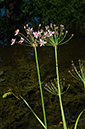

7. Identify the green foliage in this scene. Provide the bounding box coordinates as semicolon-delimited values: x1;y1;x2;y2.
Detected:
17;0;85;35
0;0;4;3
74;109;85;129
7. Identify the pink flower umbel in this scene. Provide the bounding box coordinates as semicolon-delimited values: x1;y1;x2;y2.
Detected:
15;29;19;36
39;39;47;47
11;38;16;45
42;23;74;46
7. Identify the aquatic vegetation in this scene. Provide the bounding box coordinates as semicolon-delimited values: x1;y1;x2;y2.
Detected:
68;60;85;88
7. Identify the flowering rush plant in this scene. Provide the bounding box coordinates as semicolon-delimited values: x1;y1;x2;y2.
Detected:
11;23;74;47
11;23;74;129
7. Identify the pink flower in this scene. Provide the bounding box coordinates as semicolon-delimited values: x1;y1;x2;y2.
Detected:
15;29;19;36
26;24;28;27
55;27;58;29
44;32;48;37
62;27;65;30
27;31;30;35
40;29;43;33
24;26;26;29
33;31;40;38
39;24;41;27
29;27;33;31
45;26;49;30
27;27;33;35
28;27;33;31
39;39;47;47
50;23;52;28
53;24;56;27
19;37;24;43
60;24;64;28
48;30;55;36
55;31;58;35
11;38;16;45
71;34;74;37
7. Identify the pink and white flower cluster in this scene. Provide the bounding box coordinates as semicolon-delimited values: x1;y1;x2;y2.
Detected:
23;24;47;47
11;23;74;47
43;23;74;46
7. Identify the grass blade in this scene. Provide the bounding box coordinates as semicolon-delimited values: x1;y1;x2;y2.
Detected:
20;95;46;129
74;109;85;129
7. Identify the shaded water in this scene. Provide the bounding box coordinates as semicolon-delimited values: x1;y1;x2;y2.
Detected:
0;38;85;129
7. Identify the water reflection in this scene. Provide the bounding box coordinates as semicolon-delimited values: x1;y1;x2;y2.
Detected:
0;38;85;129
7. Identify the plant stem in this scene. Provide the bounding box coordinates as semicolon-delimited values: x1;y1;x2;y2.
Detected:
54;45;67;129
12;92;20;100
84;81;85;89
34;47;47;129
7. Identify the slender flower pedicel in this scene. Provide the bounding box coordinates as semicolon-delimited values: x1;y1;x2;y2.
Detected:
44;78;70;95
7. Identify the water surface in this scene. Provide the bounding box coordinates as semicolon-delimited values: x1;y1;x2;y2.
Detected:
0;38;85;129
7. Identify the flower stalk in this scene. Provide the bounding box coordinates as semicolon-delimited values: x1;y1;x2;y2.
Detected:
43;24;73;129
34;46;47;129
54;45;67;129
11;25;47;129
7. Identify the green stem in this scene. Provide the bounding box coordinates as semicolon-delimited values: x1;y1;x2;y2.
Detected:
83;81;85;89
12;92;20;100
54;45;67;129
34;47;47;129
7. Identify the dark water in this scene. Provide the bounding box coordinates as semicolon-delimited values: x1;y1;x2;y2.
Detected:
0;38;85;129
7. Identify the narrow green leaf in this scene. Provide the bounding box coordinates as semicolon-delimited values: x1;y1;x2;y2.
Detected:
20;95;46;129
74;109;85;129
